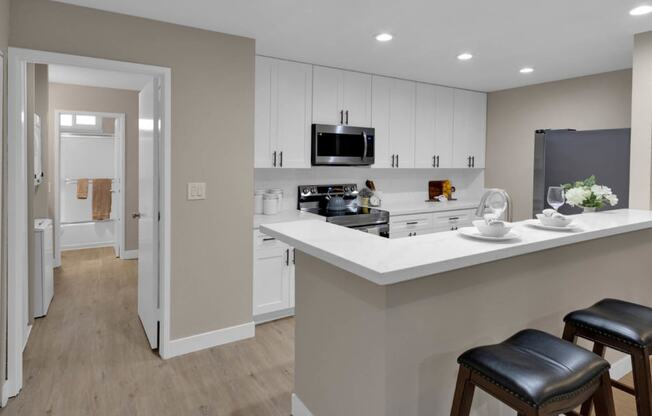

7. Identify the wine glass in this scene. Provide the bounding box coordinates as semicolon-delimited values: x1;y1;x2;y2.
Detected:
547;186;565;211
486;192;508;220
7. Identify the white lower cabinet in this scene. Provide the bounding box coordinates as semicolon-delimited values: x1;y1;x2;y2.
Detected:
389;209;476;238
253;231;295;324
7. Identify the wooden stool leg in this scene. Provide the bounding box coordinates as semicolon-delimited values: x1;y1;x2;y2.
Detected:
450;366;475;416
592;372;616;416
631;348;652;416
580;343;606;416
562;323;577;343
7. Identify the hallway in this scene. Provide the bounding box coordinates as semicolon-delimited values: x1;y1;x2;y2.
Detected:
1;248;294;416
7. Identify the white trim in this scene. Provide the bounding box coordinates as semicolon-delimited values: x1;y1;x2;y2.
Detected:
23;324;32;351
291;393;313;416
6;48;173;401
254;308;294;325
54;110;126;264
121;249;138;260
165;322;255;359
61;242;114;251
610;354;632;380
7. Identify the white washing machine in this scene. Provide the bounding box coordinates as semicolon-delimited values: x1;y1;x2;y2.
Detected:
34;218;54;318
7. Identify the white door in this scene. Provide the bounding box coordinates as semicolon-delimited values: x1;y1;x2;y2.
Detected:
414;84;454;168
253;245;291;316
341;70;372;127
371;76;392;168
312;66;342;125
453;89;487;168
275;60;312;168
388;79;416;169
113;117;122;257
138;78;160;349
254;56;275;168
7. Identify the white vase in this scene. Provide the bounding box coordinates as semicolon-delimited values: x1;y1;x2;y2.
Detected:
582;207;597;213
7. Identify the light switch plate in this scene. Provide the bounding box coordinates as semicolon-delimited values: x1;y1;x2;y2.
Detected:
187;182;206;200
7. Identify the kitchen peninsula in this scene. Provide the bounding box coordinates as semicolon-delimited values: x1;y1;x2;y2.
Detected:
261;209;652;416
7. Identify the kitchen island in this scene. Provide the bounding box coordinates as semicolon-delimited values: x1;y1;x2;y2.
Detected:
261;209;652;416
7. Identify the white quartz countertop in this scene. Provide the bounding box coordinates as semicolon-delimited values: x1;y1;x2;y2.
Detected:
254;209;323;229
261;209;652;285
380;199;480;216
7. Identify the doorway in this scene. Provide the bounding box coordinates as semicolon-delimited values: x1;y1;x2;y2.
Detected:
4;48;172;404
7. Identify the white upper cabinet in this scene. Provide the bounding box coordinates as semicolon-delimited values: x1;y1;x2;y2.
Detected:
414;84;454;168
255;57;312;168
453;89;487;169
313;66;372;127
371;76;416;168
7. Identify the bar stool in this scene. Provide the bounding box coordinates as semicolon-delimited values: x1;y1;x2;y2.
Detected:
450;329;615;416
563;298;652;416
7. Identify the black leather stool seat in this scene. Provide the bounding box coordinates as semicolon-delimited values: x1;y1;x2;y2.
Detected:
458;329;610;409
564;298;652;347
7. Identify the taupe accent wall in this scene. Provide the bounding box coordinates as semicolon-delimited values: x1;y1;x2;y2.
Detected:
48;83;140;251
10;0;255;339
486;70;632;221
630;31;652;210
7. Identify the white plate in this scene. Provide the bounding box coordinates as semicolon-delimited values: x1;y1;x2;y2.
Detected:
524;219;579;232
457;227;521;241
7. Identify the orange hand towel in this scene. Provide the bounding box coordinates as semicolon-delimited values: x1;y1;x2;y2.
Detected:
76;179;89;199
92;179;112;221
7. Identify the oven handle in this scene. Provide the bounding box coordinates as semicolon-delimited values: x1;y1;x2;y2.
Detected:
362;131;368;160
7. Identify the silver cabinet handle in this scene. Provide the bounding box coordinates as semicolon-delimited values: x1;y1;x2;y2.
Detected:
132;213;142;219
273;151;277;167
467;156;471;168
406;221;419;225
449;217;460;221
391;154;395;168
340;110;344;124
292;248;296;265
262;237;276;242
286;249;290;266
436;155;440;168
280;151;283;168
396;154;399;168
433;155;436;168
345;110;349;125
471;156;475;167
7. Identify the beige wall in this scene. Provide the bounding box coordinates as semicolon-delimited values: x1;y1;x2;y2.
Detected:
0;0;8;386
49;83;140;251
10;0;255;339
486;70;632;220
630;31;652;210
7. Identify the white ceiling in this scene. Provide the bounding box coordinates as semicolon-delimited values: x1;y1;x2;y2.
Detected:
55;0;652;91
48;64;151;91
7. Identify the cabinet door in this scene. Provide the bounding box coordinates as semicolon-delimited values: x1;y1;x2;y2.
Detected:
371;76;392;168
389;79;416;169
433;86;455;168
453;89;487;168
312;66;342;125
276;60;312;168
253;245;291;316
414;83;437;168
254;56;275;168
341;70;372;127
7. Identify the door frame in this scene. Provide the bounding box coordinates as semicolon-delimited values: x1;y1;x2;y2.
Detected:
53;110;126;263
4;48;173;403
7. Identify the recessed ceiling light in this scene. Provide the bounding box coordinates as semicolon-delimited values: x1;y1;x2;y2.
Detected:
520;67;534;74
375;33;393;42
630;5;652;15
457;53;473;61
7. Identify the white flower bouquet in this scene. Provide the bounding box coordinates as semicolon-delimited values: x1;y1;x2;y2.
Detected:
561;176;618;210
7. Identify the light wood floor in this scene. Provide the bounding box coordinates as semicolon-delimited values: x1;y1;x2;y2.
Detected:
0;247;645;415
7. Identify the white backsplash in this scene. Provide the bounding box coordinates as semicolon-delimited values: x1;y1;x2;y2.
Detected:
254;167;486;210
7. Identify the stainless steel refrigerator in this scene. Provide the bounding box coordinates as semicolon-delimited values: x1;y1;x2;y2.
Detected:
533;128;630;217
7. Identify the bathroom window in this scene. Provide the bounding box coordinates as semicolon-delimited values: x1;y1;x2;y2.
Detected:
60;112;102;133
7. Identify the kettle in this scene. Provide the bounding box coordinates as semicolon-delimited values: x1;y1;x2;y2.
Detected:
326;187;347;211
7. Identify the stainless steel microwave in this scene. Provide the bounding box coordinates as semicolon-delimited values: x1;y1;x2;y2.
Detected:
311;124;375;166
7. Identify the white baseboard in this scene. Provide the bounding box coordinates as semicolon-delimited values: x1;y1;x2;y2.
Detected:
165;321;255;359
121;249;138;260
292;393;313;416
23;324;32;351
610;354;632;380
61;242;113;251
254;308;294;325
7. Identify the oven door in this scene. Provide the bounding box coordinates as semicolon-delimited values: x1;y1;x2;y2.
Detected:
312;124;375;166
352;223;390;238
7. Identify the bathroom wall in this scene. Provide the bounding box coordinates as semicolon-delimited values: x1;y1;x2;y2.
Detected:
254;168;485;210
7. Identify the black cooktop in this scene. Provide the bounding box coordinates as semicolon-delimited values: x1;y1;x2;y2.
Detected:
302;206;384;218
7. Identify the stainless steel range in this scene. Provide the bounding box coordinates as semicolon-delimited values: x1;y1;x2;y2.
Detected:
298;184;389;237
